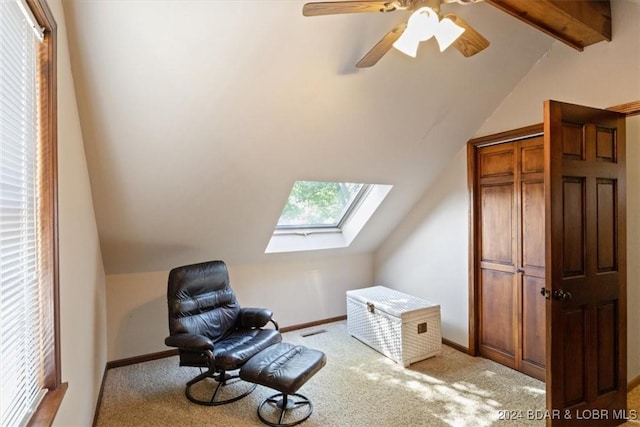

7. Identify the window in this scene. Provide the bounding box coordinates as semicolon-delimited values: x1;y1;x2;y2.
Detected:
0;1;62;426
266;181;392;253
276;181;368;229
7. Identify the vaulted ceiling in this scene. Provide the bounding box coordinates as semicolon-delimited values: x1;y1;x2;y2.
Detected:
63;1;578;274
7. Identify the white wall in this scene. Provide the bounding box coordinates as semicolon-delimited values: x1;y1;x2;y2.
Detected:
50;1;108;425
106;254;373;360
626;115;640;382
374;147;470;347
375;0;640;381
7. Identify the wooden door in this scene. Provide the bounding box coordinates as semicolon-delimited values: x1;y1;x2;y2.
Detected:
518;137;546;380
544;100;627;426
476;133;546;381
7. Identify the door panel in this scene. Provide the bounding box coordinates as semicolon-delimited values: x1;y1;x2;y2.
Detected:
480;147;515;177
522;181;545;269
562;177;586;276
545;100;626;426
597;302;617;394
522;275;545;368
481;184;514;265
562;122;585;159
481;269;515;358
521;144;544;173
596;127;616;161
562;307;586;405
596;180;617;272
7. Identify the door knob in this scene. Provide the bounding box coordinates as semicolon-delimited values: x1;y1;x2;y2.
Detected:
540;287;551;300
552;289;573;302
516;268;525;273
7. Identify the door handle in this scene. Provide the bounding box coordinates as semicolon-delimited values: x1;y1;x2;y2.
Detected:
540;287;572;301
553;289;573;302
516;267;525;273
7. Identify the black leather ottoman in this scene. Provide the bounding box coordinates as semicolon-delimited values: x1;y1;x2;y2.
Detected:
239;342;326;427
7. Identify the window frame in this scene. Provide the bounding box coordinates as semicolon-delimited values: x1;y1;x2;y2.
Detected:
275;182;372;232
18;0;65;425
266;183;392;253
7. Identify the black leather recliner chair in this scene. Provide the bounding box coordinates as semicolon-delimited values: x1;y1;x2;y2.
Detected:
165;260;282;406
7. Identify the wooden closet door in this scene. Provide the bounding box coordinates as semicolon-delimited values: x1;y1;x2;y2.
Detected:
477;136;546;381
518;137;546;380
478;142;518;369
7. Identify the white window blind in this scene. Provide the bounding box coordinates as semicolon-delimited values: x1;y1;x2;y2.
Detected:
1;1;49;426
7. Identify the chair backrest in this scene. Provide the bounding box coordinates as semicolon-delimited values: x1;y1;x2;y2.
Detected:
167;260;240;343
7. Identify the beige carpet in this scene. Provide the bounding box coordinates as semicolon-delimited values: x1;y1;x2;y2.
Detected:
96;322;638;426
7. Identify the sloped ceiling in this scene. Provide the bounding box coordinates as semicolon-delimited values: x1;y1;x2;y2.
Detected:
64;0;554;274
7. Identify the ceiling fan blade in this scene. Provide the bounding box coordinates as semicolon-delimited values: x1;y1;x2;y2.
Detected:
356;22;408;68
303;1;399;17
445;14;490;57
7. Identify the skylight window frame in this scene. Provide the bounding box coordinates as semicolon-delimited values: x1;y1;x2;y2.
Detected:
266;182;392;254
275;183;372;233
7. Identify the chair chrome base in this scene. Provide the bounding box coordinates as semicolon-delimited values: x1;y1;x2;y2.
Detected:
257;392;313;427
185;369;256;406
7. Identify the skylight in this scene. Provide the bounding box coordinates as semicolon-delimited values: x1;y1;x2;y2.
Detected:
276;181;368;229
266;180;392;253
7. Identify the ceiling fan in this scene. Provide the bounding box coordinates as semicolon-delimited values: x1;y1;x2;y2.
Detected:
302;0;490;68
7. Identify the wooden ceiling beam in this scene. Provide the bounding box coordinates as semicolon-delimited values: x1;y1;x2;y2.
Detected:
485;0;611;51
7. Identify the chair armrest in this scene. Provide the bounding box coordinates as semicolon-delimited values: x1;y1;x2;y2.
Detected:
165;333;213;351
237;307;275;329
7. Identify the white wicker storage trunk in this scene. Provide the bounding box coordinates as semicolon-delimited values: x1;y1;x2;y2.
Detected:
346;286;441;367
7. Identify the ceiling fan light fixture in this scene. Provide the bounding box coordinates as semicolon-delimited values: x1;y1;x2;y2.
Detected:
393;7;438;57
434;16;465;51
302;0;490;67
393;31;421;57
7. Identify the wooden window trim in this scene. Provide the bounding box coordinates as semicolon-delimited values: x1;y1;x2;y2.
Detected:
23;1;67;425
27;383;68;427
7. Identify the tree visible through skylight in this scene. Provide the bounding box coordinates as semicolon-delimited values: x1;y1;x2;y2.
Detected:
277;181;366;228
